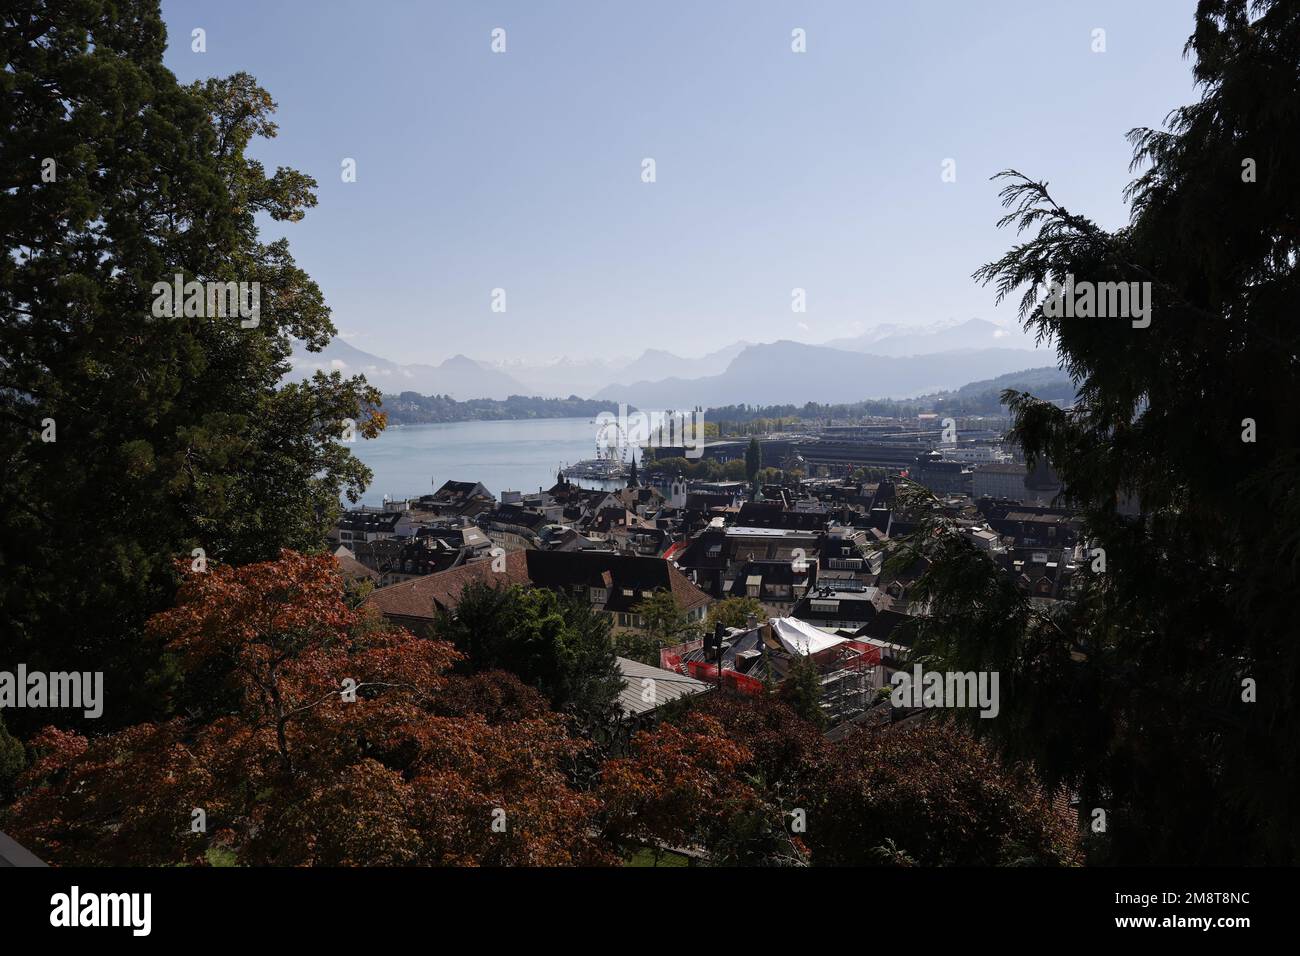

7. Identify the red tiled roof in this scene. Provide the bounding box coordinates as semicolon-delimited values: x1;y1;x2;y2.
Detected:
364;549;711;622
364;550;530;620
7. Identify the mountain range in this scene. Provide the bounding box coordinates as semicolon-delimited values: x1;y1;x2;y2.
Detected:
593;341;1050;407
288;319;1053;404
289;339;533;398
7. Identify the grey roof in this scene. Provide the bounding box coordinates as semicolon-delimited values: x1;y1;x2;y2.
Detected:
615;657;710;717
0;831;46;867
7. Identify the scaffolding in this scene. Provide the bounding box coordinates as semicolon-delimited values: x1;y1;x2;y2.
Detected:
817;640;881;724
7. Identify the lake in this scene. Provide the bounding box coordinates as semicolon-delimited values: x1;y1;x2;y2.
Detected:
347;417;638;505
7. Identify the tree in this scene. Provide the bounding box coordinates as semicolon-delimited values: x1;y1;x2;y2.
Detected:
0;715;24;801
3;552;615;866
620;693;1074;866
906;0;1300;863
745;437;762;482
804;720;1080;866
779;654;827;731
721;458;748;481
599;714;762;859
0;2;384;734
616;589;701;665
705;596;765;631
434;582;623;722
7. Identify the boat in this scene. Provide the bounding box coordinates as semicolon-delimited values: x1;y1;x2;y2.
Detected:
563;439;629;480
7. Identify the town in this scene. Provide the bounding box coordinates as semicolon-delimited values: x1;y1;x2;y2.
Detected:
331;410;1090;739
1;0;1286;933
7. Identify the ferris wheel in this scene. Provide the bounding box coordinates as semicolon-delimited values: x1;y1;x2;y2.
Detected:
594;418;629;462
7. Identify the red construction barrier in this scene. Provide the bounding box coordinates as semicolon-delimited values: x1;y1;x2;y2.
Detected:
661;638;703;673
722;670;765;695
841;640;882;667
686;660;718;681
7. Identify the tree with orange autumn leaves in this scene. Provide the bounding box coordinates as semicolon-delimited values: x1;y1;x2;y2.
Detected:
600;694;1080;866
4;551;613;866
3;550;1079;867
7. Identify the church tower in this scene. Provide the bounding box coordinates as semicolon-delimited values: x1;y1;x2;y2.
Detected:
670;473;687;508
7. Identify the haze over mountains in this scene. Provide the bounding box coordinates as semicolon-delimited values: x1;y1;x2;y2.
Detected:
289;338;534;398
288;319;1052;405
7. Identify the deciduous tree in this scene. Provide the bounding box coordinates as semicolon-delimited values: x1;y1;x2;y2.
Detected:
0;1;383;734
4;552;614;866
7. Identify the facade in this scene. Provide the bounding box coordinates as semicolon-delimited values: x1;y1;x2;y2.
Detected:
334;510;417;546
973;462;1029;500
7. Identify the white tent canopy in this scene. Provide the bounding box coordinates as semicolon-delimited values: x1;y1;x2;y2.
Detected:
771;616;846;656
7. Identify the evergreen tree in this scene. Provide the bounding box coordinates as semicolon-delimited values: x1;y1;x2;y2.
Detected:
745;437;762;482
905;0;1300;863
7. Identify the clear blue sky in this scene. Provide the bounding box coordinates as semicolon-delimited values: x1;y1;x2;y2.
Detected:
161;0;1200;364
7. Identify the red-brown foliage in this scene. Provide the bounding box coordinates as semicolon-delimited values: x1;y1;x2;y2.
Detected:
5;551;614;866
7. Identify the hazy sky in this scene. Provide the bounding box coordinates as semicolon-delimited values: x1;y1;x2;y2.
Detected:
162;0;1200;365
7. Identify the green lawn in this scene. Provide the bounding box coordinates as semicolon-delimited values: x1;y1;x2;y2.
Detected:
625;847;691;867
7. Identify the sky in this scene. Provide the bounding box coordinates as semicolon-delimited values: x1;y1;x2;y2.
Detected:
161;0;1201;365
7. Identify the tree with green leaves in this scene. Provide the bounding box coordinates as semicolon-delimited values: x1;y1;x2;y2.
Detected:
705;596;765;631
901;0;1300;863
434;582;623;723
0;1;383;734
779;653;826;731
616;588;702;666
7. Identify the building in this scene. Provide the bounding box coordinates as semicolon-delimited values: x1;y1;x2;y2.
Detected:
334;509;417;546
660;616;882;726
674;525;821;612
422;480;496;518
939;442;1010;463
365;549;711;635
0;831;45;867
790;585;891;631
614;657;710;722
913;453;971;495
972;462;1029;501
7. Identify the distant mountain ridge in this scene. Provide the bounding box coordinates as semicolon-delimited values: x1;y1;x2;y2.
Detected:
594;340;1049;406
377;364;1073;425
289;320;1054;403
822;318;1040;355
288;339;532;399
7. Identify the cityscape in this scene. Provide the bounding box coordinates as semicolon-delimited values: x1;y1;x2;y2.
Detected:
1;0;1292;939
